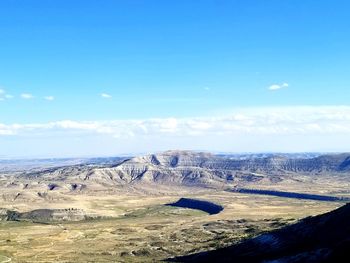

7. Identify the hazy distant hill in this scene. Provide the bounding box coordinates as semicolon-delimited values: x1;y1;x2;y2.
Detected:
0;157;125;172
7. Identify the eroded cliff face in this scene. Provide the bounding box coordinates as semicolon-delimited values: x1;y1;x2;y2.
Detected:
94;151;234;187
3;151;350;194
92;151;350;185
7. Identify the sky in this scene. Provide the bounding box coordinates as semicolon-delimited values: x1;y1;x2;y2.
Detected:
1;0;350;158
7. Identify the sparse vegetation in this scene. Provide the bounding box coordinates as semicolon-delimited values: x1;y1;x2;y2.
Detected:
0;151;347;262
0;190;340;262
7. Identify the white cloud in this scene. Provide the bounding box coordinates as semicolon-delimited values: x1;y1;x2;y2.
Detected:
44;96;55;101
1;106;350;139
3;106;350;156
268;82;289;91
0;88;14;101
101;93;112;99
21;93;34;99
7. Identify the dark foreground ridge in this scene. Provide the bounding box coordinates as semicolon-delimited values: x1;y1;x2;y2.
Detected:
169;203;350;263
166;198;224;215
231;188;350;202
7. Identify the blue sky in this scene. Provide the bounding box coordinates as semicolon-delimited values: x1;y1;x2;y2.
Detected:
1;0;350;157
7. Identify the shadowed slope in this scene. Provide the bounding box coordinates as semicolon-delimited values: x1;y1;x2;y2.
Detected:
170;203;350;263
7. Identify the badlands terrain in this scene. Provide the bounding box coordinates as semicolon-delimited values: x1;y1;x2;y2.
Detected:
0;150;350;262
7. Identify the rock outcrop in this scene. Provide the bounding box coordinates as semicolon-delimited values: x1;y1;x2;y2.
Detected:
0;208;89;222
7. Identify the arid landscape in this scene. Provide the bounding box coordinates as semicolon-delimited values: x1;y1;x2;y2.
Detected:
0;151;349;262
1;1;349;262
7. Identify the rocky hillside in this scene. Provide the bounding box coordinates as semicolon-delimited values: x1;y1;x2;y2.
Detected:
5;151;350;192
79;150;350;186
172;203;350;262
109;151;350;176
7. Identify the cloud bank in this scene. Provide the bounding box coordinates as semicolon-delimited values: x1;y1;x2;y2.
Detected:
1;106;350;157
1;106;350;138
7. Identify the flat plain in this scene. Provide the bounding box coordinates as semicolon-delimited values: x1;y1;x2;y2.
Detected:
0;189;342;262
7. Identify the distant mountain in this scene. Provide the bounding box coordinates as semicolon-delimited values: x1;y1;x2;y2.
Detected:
81;151;350;186
113;150;350;175
4;150;350;194
0;157;125;172
172;203;350;263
